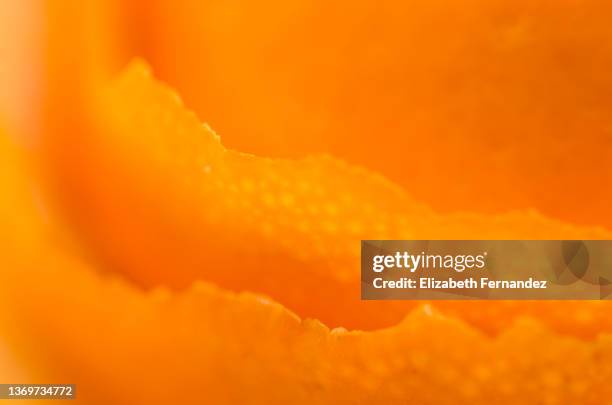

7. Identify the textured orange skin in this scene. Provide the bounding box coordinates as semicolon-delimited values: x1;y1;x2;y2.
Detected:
2;126;612;404
45;62;612;335
2;1;612;403
125;0;612;228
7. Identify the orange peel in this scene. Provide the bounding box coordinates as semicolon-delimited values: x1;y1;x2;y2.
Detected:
40;61;612;335
1;1;612;403
1;121;612;404
125;0;612;229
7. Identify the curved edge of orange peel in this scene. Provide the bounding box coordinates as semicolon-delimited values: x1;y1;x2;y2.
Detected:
2;244;612;403
48;59;612;334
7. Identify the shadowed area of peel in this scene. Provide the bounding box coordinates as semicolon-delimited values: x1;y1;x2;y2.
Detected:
42;61;612;334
